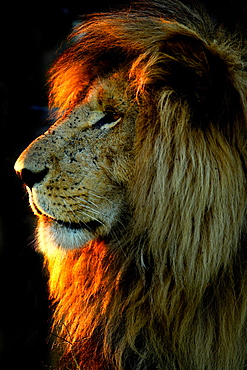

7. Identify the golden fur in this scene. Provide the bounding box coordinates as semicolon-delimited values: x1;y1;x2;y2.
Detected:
15;1;247;369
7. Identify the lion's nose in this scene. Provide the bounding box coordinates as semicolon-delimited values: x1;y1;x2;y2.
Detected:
16;168;49;189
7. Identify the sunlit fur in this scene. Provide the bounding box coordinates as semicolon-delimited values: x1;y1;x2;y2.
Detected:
32;1;247;369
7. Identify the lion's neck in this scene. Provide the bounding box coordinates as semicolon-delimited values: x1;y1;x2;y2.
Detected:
42;238;247;370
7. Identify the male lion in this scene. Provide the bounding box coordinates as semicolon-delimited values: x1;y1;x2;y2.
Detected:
15;0;247;369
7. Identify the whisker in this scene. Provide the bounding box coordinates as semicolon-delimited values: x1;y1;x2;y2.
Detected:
58;197;105;227
77;210;105;227
60;198;78;222
76;202;104;217
83;188;114;205
86;199;100;209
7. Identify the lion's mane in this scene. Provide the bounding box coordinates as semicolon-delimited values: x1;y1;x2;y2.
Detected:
43;1;247;369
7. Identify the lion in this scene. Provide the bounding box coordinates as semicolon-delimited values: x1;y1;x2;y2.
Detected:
14;0;247;369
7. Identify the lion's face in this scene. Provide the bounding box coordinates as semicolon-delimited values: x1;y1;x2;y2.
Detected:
15;73;137;250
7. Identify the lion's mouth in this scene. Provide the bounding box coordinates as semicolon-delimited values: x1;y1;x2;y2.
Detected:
55;219;102;232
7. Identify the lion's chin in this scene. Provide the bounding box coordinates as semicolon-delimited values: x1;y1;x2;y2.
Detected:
36;215;100;253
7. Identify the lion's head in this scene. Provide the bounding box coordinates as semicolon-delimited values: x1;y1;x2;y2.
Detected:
15;73;136;251
15;1;247;369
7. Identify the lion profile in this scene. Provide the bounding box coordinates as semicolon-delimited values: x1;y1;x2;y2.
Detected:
14;0;247;369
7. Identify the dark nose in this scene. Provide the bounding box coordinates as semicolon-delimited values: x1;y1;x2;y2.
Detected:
16;168;48;189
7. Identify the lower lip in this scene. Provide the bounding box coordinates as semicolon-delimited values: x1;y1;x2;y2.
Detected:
38;215;97;251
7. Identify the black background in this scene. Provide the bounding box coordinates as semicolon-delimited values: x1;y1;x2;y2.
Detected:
1;1;247;369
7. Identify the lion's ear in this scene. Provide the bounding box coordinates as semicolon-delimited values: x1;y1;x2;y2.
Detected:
132;31;246;135
158;34;243;128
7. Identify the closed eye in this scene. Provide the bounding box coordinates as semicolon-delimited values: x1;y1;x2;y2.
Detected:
93;112;121;130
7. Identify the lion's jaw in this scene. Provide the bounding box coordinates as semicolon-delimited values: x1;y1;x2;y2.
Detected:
15;75;136;251
37;216;105;251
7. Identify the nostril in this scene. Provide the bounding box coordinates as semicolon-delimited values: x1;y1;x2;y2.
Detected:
17;168;49;189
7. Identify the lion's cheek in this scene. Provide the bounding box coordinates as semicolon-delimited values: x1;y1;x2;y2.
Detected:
112;155;135;184
96;149;134;185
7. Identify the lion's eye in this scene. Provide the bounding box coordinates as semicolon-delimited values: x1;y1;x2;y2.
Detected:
93;112;121;130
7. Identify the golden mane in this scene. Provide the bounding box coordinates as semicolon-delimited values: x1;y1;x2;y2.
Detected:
40;1;247;369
